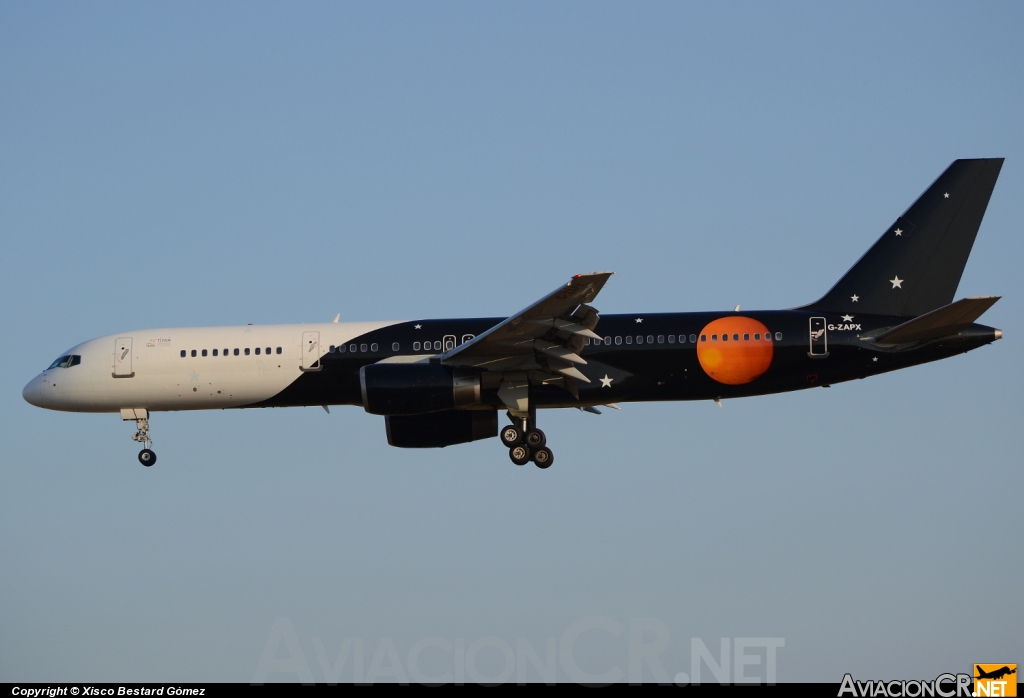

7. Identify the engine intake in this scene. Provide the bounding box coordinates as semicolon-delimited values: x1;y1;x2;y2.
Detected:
360;363;481;416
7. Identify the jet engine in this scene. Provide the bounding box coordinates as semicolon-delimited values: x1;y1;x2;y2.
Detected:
359;363;481;416
385;409;498;448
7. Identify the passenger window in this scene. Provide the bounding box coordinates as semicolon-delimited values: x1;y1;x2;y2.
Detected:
181;350;186;358
635;336;642;344
413;342;421;351
733;334;739;341
201;349;207;356
224;349;229;356
754;333;760;340
256;347;261;355
360;344;368;352
614;336;622;345
625;336;633;344
690;334;697;343
276;347;282;354
657;335;664;344
213;349;218;356
604;337;611;345
434;341;441;350
775;332;782;341
349;344;357;353
338;344;347;353
244;348;250;355
392;342;400;351
370;343;378;352
191;350;197;357
266;347;271;355
668;335;676;343
743;334;749;341
648;335;655;344
233;348;239;356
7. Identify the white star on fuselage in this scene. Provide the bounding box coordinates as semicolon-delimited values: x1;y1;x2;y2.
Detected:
841;314;854;322
894;228;902;236
851;294;859;302
635;318;643;324
600;374;613;388
414;324;422;329
890;276;903;289
944;192;949;198
188;371;200;381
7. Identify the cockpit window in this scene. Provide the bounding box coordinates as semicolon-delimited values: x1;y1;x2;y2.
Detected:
47;355;81;370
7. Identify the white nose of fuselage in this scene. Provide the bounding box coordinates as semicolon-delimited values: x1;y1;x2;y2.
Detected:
22;374;50;407
23;373;57;410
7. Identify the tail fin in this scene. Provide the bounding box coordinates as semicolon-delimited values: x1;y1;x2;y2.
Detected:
801;158;1003;317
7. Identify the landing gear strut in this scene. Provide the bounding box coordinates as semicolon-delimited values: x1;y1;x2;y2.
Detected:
122;408;156;467
504;411;554;469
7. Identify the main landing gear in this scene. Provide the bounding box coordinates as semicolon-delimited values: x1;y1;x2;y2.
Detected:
501;415;554;469
122;408;156;467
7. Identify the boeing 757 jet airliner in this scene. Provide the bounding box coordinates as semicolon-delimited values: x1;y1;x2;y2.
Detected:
24;159;1004;469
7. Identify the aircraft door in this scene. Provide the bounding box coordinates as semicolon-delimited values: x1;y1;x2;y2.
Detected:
443;335;457;351
809;317;828;357
301;331;322;371
113;337;134;377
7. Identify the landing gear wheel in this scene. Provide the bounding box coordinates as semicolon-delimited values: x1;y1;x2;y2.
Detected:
532;447;554;469
525;429;546;448
509;444;532;466
500;425;523;447
138;449;157;467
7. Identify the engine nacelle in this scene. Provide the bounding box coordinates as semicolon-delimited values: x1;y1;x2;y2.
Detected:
385;409;498;448
359;363;481;416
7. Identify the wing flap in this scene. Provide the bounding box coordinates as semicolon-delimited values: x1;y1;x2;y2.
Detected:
442;272;613;367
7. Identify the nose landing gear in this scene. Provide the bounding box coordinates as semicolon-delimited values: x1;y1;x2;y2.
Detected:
503;412;554;469
121;408;156;467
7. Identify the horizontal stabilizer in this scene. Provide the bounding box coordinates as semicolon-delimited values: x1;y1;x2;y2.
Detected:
866;296;999;345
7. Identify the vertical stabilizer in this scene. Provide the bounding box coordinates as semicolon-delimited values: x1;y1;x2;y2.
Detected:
801;158;1003;316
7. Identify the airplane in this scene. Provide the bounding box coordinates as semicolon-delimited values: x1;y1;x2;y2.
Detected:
23;158;1005;469
975;666;1016;681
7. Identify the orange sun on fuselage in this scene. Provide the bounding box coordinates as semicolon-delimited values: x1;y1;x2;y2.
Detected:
696;317;774;385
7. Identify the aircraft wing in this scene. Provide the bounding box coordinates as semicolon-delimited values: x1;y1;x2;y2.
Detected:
440;272;614;385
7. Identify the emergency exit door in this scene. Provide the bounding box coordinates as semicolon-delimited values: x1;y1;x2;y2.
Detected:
113;337;134;377
301;331;322;371
809;317;829;357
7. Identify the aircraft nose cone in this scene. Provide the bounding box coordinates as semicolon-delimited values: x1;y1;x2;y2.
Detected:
22;375;46;408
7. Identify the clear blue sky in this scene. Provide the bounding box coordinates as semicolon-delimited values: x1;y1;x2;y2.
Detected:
2;1;1021;683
